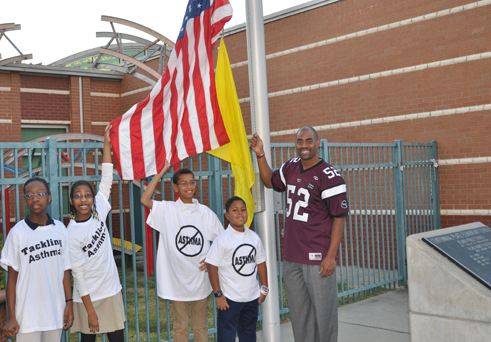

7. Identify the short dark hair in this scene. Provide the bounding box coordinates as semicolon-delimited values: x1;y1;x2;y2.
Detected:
173;168;194;185
297;126;318;141
23;177;50;195
225;196;246;213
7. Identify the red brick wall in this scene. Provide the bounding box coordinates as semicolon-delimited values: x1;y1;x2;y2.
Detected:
2;73;131;137
439;163;491;210
441;215;491;228
20;75;70;121
0;73;21;226
21;93;71;121
225;0;481;64
20;74;70;90
81;77;93;134
224;0;491;228
0;72;21;142
69;76;81;133
120;73;153;114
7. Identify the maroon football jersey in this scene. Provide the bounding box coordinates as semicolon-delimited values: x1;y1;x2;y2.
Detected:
272;158;349;265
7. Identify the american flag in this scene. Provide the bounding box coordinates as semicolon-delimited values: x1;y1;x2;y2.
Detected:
110;0;233;180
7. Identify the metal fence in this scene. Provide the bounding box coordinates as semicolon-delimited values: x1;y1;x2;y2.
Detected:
269;140;441;310
0;136;440;341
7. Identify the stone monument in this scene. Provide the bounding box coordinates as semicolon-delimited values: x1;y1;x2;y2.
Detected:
407;222;491;342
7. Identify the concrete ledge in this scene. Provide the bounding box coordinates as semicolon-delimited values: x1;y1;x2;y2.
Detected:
407;222;491;342
409;313;491;342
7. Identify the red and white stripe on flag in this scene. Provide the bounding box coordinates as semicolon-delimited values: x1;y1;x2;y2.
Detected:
110;0;232;180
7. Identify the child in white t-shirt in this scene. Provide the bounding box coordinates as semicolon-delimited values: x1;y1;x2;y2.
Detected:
141;163;223;342
1;176;73;342
67;125;125;342
206;196;269;342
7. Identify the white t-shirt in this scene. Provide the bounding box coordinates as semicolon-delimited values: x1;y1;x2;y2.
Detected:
147;198;224;301
205;225;266;302
0;219;71;333
67;192;121;302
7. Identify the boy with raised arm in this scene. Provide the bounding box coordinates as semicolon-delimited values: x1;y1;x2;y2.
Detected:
141;163;223;342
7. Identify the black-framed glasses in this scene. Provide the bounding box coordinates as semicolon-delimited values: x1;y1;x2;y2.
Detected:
177;181;197;187
72;194;94;200
24;192;47;199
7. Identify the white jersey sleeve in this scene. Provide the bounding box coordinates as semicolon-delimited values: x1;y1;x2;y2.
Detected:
272;161;295;193
91;163;113;223
98;163;113;200
146;200;168;233
60;222;72;271
205;234;225;267
0;227;20;272
72;264;89;297
68;230;86;269
94;192;112;223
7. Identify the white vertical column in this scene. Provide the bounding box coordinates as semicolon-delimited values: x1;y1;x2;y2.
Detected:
245;0;280;341
79;76;84;134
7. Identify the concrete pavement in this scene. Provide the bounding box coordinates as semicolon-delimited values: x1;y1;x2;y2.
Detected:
257;288;410;342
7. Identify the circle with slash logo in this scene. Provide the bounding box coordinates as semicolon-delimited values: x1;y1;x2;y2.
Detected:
175;225;204;257
232;244;257;276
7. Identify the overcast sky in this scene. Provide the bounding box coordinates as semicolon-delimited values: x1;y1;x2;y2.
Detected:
1;0;309;65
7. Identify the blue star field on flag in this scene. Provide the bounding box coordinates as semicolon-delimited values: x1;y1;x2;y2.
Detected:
178;0;212;41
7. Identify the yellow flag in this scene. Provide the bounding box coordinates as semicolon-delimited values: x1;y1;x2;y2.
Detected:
208;39;255;227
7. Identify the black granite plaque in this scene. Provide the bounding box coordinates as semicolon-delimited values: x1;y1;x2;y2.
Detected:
422;226;491;290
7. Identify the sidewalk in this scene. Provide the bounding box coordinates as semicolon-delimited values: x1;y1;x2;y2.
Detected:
257;288;410;342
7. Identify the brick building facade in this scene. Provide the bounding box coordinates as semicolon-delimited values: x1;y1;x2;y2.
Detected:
1;0;490;232
221;0;491;229
0;64;122;138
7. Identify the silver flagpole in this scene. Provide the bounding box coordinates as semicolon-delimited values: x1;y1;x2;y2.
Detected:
245;0;281;341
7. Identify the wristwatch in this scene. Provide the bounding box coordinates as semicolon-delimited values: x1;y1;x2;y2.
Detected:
214;290;223;298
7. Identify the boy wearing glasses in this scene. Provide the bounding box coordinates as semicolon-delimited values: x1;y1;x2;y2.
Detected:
141;163;223;342
1;177;72;341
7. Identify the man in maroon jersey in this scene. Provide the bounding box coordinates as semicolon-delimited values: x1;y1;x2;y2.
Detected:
251;126;349;342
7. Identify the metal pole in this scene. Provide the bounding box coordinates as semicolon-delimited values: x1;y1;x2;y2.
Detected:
245;0;280;340
430;140;441;230
393;139;407;287
2;33;26;59
47;137;60;220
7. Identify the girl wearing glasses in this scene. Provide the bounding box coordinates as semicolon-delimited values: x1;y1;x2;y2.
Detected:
0;176;73;341
67;125;125;342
